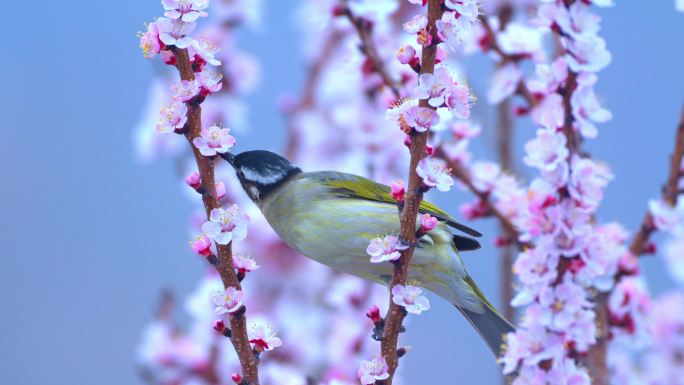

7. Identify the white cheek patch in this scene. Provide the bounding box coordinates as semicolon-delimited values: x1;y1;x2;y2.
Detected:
242;166;284;185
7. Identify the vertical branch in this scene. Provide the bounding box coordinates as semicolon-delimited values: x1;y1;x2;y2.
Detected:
171;47;261;385
496;98;516;323
379;1;442;383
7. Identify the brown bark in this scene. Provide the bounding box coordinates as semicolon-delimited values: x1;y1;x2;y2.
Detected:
171;47;260;385
379;1;442;383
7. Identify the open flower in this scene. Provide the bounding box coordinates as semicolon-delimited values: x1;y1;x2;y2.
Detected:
366;235;408;263
156;101;187;133
358;356;390;385
403;105;440;133
190;37;221;66
162;0;209;23
248;322;282;352
138;22;162;58
170;80;200;102
413;67;452;107
416;157;454;192
211;287;243;314
201;204;249;245
156;17;197;49
232;253;259;273
392;284;430;315
192;125;236;156
197;71;223;96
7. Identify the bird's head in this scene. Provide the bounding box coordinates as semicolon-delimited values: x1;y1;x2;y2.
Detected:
223;150;302;202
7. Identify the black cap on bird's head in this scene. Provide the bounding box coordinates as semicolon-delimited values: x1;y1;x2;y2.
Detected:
223;150;301;202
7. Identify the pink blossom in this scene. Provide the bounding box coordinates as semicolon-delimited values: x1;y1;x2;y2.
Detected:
138;22;162;58
531;93;565;129
402;14;427;34
358;356;390;385
196;71;223;96
527;58;568;95
648;199;680;231
211;287;244;314
445;83;472;119
488;63;522;104
608;277;650;339
523;128;569;173
396;44;416;65
192;125;236;156
189;235;212;257
436;11;471;51
568;155;612;211
186;171;201;190
458;199;488;220
248;322;282;351
403;105;439;133
216;181;226;200
443;0;479;23
392;284;430;315
498;23;544;61
416;157;454;192
390;179;405;201
571;73;611;139
450;121;481;140
156;101;188;133
162;0;209;23
419;213;438;233
537;273;592;331
565;35;611;73
413;67;452;107
156;17;197;49
471;161;501;192
501;327;565;375
201;204;249;245
189;37;221;66
232;253;259;273
170;80;200;102
366;235;408;263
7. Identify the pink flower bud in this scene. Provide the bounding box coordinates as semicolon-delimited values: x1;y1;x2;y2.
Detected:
331;4;346;17
161;50;176;65
213;319;225;332
396;44;416;65
425;143;434;156
494;236;511;248
186;172;201;190
390;180;405;202
366;305;382;324
643;242;657;255
216;181;226;200
231;373;243;385
190;235;213;257
403;135;412;148
419;213;438;233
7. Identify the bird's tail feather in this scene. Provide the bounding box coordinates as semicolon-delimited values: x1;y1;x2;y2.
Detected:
455;302;515;360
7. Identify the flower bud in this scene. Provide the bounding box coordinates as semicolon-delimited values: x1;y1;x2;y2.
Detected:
391;180;406;202
190;235;213;257
186;172;201;190
366;305;383;324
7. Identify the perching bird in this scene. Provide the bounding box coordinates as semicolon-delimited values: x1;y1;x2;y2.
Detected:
223;150;514;358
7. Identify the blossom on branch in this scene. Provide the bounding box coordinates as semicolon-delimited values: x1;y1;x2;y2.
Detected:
192;125;236;156
212;287;244;315
391;284;430;315
358;355;390;385
201;204;248;245
416;157;454;192
367;235;409;263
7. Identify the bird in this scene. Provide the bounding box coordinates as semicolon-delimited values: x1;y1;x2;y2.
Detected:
222;149;514;358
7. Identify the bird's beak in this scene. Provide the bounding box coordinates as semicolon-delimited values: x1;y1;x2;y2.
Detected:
220;152;236;167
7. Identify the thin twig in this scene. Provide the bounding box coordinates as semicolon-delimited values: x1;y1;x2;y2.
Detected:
629;105;684;256
342;1;402;99
171;47;261;385
379;2;442;383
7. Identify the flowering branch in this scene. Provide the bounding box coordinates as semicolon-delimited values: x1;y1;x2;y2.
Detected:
170;46;261;385
628;105;684;256
340;1;402;99
436;148;529;251
378;1;443;383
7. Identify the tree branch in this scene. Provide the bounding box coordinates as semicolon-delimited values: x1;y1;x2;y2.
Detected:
629;105;684;256
379;2;442;383
341;1;402;99
171;47;261;385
